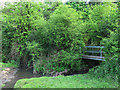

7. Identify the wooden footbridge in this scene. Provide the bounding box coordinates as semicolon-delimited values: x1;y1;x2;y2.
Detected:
81;46;105;61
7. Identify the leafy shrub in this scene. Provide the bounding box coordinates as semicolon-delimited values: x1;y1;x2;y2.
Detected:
47;5;84;50
2;2;118;76
89;30;118;81
1;60;18;68
2;2;45;67
52;50;84;72
32;49;84;75
83;2;118;45
27;5;85;74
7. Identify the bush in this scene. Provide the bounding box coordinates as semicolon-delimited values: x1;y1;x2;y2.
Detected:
83;2;118;45
2;2;45;67
89;30;118;81
27;5;85;74
34;50;84;74
47;5;82;50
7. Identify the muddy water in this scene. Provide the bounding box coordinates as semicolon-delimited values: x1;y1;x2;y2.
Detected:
3;68;42;88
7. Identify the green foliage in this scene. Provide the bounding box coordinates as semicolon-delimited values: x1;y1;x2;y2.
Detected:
28;5;85;74
2;2;118;78
66;2;118;45
65;1;91;22
43;1;63;20
66;2;87;11
33;49;84;74
26;41;43;68
84;2;118;45
2;84;5;88
89;30;118;82
2;2;45;67
67;2;118;45
102;30;118;59
0;61;18;68
48;5;84;50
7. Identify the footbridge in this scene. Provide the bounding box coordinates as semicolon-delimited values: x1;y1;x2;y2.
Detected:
81;46;105;61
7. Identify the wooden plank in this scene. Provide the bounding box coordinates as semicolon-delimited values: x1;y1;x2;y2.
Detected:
84;51;105;53
85;46;105;48
82;55;105;59
83;57;105;61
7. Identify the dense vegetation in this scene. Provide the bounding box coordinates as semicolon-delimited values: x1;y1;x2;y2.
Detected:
1;1;119;87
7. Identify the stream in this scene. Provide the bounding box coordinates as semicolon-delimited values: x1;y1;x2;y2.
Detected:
2;68;42;89
2;59;100;89
2;67;89;89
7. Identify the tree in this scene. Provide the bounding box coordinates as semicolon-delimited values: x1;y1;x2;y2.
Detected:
43;0;63;20
2;2;45;67
83;2;118;45
28;5;85;74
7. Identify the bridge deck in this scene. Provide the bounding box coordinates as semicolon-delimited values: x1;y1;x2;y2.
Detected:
82;55;105;61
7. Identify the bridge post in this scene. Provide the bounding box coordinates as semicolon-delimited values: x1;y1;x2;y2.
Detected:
100;47;102;57
92;47;93;55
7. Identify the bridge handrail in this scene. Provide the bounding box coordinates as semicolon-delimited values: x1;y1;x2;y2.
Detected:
81;46;105;61
84;51;105;53
83;46;105;58
85;46;105;48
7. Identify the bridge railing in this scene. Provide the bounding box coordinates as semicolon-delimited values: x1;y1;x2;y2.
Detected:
84;46;105;57
81;46;105;61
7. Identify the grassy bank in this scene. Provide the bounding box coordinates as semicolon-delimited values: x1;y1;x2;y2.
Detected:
14;74;118;88
0;62;18;69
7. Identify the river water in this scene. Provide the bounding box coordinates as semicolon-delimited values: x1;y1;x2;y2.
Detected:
2;68;42;88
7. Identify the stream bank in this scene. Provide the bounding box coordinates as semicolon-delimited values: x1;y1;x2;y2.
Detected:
0;67;18;89
1;59;101;89
1;67;42;89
